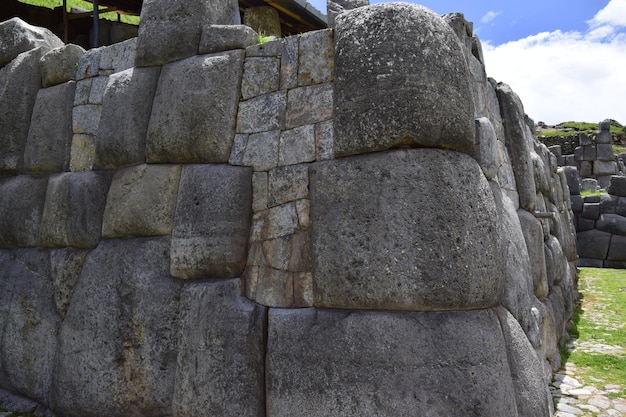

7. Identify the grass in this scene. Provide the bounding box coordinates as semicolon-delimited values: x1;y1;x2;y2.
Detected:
562;267;626;398
18;0;139;25
614;144;626;155
580;190;607;197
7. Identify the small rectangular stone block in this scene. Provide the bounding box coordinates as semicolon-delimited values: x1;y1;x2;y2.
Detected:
286;83;333;128
246;37;285;57
581;202;600;220
98;37;137;73
596;130;612;144
279;125;316;166
72;104;102;136
250;203;299;242
241;56;280;100
171;164;252;279
583;145;596;161
236;90;286;134
268;164;309;207
252;171;268;212
315;120;335;161
73;79;92;106
88;76;108;104
75;48;101;80
608;175;626;197
594;160;617;176
69;134;95;171
280;35;298;90
298;29;334;86
242;130;280;171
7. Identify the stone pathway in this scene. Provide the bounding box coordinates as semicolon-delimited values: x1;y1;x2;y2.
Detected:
552;341;626;417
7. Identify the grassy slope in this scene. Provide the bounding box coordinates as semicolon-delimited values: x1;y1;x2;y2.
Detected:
18;0;139;24
564;267;626;398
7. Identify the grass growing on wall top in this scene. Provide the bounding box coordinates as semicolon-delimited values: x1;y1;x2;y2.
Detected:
563;267;626;398
18;0;139;25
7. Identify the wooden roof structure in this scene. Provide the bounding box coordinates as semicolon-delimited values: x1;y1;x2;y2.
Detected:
70;0;327;43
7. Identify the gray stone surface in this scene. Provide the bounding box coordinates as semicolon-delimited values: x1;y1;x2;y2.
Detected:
596;213;626;235
241;56;280;100
135;0;240;66
496;307;552;417
99;37;137;74
0;175;48;248
581;202;600;220
199;24;258;55
243;6;281;38
75;48;101;80
236;91;286;134
102;164;181;238
581;178;598;193
594;160;617;176
489;182;538;340
0;18;63;68
95;67;160;169
544;235;566;287
72;104;102;136
310;149;503;311
577;229;611;259
49;248;89;318
517;209;548;300
170;164;252;279
608;175;626;197
40;44;85;87
0;249;59;406
608;235;626;261
279;125;316;166
268;164;309;207
496;83;537;212
333;3;475;157
40;171;112;248
471;117;500;179
596;143;615;161
0;47;45;173
51;237;182;417
298;29;334;86
327;0;370;28
69;133;96;171
172;279;266;417
241;130;280;171
267;307;519;417
286;83;333;128
147;51;243;163
22;82;75;174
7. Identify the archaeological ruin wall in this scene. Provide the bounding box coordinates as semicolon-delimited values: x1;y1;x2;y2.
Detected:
0;2;579;416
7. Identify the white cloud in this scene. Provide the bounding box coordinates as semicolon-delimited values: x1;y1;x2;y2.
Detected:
480;11;501;24
589;0;626;28
483;13;626;125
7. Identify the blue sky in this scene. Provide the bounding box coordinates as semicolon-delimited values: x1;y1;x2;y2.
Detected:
308;0;626;125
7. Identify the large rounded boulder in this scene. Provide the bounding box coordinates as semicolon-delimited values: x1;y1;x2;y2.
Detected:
333;3;476;157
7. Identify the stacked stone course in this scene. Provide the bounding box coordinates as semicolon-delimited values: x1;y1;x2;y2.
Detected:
0;2;578;416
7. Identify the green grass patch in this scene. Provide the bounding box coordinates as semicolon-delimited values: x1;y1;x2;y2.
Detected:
579;190;606;197
614;144;626;155
18;0;139;25
564;268;626;387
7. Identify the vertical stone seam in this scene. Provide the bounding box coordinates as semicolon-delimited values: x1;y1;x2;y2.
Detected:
263;306;270;417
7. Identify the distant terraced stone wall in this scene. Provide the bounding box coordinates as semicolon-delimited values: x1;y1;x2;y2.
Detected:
0;2;578;416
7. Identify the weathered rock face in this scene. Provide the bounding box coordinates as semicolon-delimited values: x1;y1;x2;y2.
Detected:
0;3;576;417
310;149;503;311
0;18;63;67
333;3;475;156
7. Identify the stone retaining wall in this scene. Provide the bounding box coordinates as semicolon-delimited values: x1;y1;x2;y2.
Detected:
0;2;578;416
565;173;626;268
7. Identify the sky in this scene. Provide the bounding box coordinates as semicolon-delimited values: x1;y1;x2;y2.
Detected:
308;0;626;125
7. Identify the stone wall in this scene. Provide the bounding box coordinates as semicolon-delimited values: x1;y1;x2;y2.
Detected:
0;2;578;416
566;173;626;268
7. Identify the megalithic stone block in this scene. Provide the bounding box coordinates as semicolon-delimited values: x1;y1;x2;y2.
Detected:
310;149;503;311
23;82;76;174
267;307;519;417
147;51;244;164
135;0;240;67
170;164;252;279
333;3;475;157
0;175;48;248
